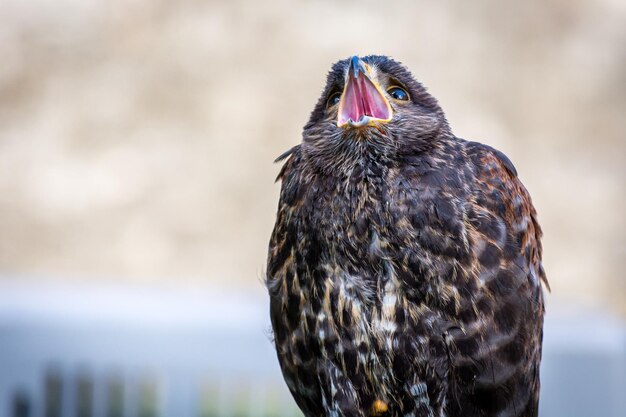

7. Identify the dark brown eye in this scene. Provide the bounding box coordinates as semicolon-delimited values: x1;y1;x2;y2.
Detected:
388;86;409;101
327;92;341;107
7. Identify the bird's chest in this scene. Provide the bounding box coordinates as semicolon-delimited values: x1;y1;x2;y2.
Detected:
273;168;468;408
297;263;404;388
296;182;410;379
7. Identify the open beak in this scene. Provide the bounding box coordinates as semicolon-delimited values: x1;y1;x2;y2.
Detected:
337;56;393;128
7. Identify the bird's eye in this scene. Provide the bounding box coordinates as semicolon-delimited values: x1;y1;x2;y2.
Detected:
387;86;409;101
327;92;341;108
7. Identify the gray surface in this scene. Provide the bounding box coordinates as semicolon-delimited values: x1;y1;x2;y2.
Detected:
0;281;624;417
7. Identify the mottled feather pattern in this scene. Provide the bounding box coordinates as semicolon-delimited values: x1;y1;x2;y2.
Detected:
267;56;546;417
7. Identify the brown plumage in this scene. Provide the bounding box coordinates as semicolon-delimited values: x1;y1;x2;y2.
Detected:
266;56;547;417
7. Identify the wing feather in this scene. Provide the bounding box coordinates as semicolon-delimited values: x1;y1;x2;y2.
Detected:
445;142;546;417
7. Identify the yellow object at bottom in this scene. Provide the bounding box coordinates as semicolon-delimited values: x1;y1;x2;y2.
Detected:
371;399;389;415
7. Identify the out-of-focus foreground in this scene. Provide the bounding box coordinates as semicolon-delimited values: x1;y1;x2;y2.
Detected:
0;281;624;417
0;0;624;416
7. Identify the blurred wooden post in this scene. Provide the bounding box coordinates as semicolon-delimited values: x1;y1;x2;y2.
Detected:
105;377;124;417
11;390;30;417
44;368;62;417
76;372;94;417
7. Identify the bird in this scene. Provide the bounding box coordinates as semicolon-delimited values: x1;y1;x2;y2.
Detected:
266;55;548;417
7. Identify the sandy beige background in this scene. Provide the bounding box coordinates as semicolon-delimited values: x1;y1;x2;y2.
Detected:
0;0;624;313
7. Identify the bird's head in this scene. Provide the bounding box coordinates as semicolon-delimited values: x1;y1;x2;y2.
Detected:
302;56;450;174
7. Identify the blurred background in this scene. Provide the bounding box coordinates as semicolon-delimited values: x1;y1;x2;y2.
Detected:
0;0;624;416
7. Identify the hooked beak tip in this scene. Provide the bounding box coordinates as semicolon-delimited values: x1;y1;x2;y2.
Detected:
349;55;367;79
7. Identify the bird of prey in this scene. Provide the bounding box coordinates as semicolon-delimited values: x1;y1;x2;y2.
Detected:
266;56;548;417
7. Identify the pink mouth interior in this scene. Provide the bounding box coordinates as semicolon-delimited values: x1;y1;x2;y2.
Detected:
338;73;391;126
